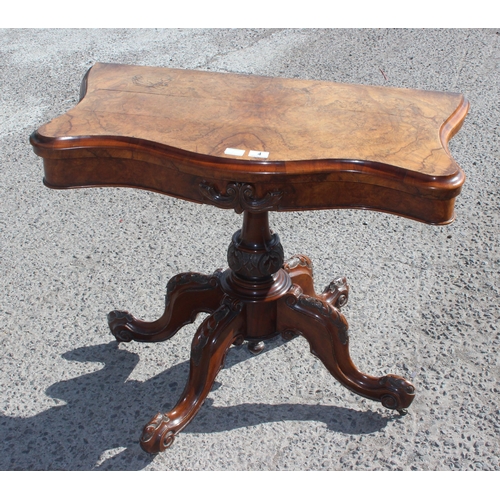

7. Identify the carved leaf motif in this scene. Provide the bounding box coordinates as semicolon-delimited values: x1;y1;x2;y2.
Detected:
284;255;313;271
165;271;221;309
199;182;283;213
191;299;239;366
227;231;284;278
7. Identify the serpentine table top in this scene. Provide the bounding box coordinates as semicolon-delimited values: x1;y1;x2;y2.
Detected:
30;62;469;224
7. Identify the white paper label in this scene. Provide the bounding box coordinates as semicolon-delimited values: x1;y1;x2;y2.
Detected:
248;150;269;159
224;148;245;156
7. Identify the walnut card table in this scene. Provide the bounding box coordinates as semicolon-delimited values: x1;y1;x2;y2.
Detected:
30;63;468;453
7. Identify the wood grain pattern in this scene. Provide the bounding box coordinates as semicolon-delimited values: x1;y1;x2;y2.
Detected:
30;63;469;224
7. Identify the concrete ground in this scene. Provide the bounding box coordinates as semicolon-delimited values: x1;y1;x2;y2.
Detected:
0;29;499;471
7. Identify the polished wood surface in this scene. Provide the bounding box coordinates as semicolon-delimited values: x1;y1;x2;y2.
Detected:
31;63;469;224
30;64;468;453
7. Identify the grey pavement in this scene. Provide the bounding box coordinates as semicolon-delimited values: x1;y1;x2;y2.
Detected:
0;28;499;470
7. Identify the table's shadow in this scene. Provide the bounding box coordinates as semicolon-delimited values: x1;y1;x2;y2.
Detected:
0;337;393;470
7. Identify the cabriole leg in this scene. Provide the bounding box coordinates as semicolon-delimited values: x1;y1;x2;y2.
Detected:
108;270;224;343
140;296;244;453
277;285;415;413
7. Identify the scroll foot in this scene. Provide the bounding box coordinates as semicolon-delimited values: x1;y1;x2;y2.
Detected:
378;375;415;411
108;270;223;343
140;296;244;453
140;413;175;453
320;276;349;308
277;285;415;413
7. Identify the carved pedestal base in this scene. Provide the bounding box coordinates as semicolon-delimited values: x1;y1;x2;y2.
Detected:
108;212;415;453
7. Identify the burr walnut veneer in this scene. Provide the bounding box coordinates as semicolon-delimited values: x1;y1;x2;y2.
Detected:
30;63;468;453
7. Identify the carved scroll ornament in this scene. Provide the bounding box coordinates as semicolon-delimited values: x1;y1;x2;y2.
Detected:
199;181;283;213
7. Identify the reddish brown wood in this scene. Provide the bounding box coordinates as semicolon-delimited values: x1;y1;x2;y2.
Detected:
283;254;316;297
276;284;414;412
30;62;469;224
127;213;415;453
29;63;468;453
108;270;224;343
140;296;245;453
